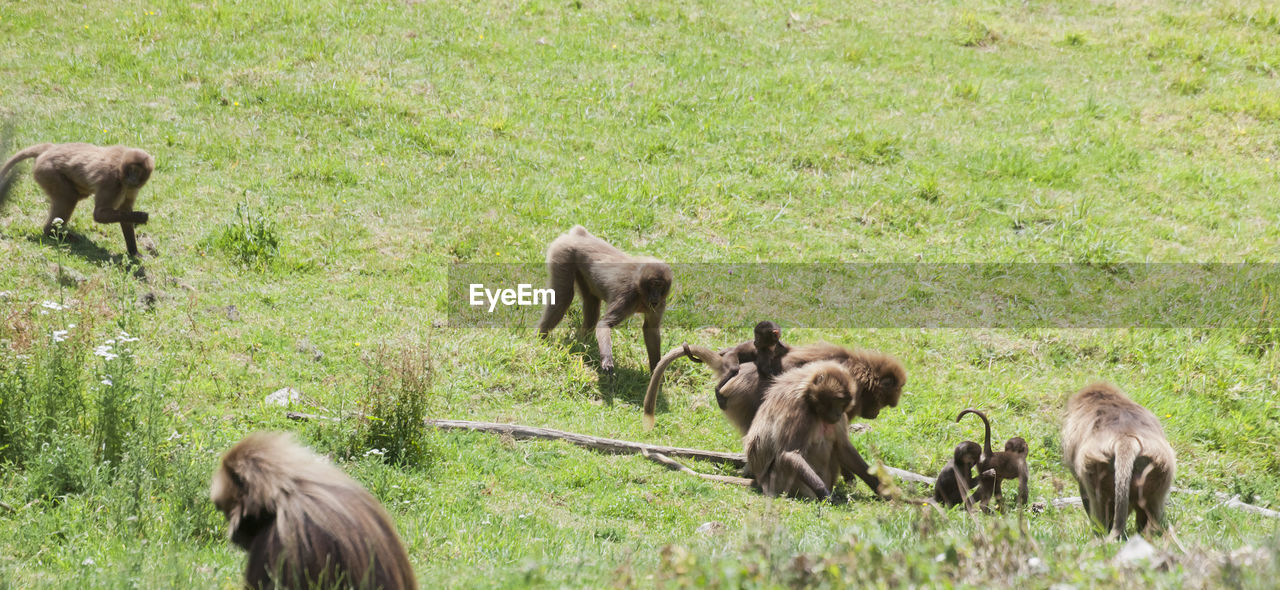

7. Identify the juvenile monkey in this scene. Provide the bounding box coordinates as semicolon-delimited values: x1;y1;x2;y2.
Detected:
1062;382;1175;539
957;409;1030;508
0;142;154;256
744;361;857;499
536;225;672;373
933;440;982;509
717;321;788;394
210;432;417;590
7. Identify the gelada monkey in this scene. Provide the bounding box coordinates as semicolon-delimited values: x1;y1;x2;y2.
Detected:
536;225;672;373
957;408;1029;508
211;432;417;589
717;320;788;394
933;440;982;509
744;361;858;499
0;142;153;256
1062;382;1175;539
643;341;904;433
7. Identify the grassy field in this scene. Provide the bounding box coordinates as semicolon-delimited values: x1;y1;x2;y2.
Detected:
2;0;1280;587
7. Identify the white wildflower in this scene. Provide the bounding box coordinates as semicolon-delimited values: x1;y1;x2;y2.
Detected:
40;301;65;311
117;331;139;343
101;377;113;386
364;448;386;457
52;330;69;343
93;345;118;361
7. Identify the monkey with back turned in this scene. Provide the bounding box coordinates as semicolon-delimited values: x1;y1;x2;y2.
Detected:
1062;382;1175;539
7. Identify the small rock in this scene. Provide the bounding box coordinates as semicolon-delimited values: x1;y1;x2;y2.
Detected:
265;387;301;406
695;521;724;536
296;338;324;362
140;236;159;257
224;305;240;321
849;423;871;434
1114;535;1156;566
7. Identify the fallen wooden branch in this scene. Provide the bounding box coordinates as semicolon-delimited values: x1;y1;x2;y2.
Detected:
641;450;754;487
1172;488;1280;519
285;412;1280;519
285;412;745;467
0;500;14;513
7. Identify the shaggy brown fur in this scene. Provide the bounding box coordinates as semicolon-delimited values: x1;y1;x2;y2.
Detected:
643;342;905;433
1062;382;1176;539
536;225;672;373
934;440;982;509
211;432;417;589
957;409;1030;508
0;142;154;256
744;361;857;499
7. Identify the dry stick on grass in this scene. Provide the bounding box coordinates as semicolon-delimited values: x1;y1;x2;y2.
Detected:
285;412;1280;518
640;449;753;487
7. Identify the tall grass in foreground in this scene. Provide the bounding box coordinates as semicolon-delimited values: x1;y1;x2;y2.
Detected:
0;290;222;544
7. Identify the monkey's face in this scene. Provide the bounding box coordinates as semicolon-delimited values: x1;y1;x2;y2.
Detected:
855;370;903;420
640;271;671;311
955;442;981;469
753;322;781;346
806;368;854;424
209;466;241;518
122;161;152;188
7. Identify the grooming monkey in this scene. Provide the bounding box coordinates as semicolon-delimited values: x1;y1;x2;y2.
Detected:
643;341;905;433
716;320;788;395
957;409;1029;508
210;432;417;590
1062;382;1175;539
536;225;672;373
933;440;982;509
0;142;154;256
744;361;859;499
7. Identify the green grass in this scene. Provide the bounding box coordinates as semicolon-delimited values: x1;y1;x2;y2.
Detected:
2;0;1280;587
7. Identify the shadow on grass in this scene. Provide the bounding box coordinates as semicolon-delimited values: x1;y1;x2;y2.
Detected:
552;333;668;410
24;231;147;280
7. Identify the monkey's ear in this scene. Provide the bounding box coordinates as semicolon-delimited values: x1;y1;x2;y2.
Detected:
811;372;825;387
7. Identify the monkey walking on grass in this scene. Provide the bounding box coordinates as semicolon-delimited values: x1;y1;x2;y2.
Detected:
0;142;154;256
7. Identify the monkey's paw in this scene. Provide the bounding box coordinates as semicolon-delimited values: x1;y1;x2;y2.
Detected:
132;211;150;224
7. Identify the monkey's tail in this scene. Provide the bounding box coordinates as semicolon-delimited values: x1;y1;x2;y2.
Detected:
956;408;993;457
0;143;51;208
1110;436;1140;540
642;343;722;430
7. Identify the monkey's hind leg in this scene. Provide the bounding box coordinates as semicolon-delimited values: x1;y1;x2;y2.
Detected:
537;264;576;336
33;173;81;236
